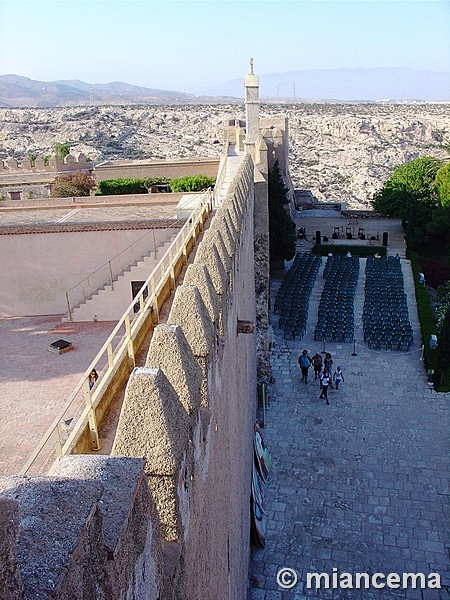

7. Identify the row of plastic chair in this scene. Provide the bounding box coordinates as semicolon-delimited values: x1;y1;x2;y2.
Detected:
274;253;322;340
314;255;359;342
363;255;413;351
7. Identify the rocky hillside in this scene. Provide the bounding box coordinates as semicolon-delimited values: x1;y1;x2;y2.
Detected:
0;103;449;209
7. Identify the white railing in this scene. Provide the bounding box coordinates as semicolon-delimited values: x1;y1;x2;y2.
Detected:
20;189;213;476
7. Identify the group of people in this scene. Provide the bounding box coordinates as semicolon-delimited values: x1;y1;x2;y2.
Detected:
298;350;344;405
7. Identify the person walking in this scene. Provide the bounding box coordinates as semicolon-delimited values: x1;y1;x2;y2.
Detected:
333;366;345;390
88;368;98;390
311;352;323;379
324;353;334;388
298;350;312;384
320;370;330;404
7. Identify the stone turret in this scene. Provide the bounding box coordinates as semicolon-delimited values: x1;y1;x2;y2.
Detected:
244;58;260;146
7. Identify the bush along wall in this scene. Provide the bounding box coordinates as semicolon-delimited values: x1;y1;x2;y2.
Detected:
96;178;170;195
96;175;215;196
409;251;440;381
168;175;215;192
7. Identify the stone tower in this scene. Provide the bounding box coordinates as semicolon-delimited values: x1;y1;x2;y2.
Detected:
244;58;260;145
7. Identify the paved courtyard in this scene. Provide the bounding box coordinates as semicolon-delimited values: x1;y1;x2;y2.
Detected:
249;216;449;599
0;316;122;475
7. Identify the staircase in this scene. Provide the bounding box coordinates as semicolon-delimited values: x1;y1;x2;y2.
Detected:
69;234;178;322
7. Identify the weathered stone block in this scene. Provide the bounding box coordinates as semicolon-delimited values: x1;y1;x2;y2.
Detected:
146;323;202;417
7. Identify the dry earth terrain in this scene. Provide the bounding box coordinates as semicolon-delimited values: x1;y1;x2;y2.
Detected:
1;103;449;209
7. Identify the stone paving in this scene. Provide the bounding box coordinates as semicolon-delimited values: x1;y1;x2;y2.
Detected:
0;316;123;475
0;204;178;227
249;218;449;599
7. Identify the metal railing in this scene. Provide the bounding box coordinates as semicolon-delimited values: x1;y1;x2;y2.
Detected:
20;189;213;476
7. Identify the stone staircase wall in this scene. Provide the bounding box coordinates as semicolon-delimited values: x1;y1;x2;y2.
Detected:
71;233;179;322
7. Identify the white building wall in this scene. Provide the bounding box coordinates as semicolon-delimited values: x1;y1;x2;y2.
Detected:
0;228;178;317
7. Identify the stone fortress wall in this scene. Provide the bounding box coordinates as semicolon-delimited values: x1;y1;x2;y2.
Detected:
0;152;219;201
0;152;93;199
0;155;261;599
0;64;295;598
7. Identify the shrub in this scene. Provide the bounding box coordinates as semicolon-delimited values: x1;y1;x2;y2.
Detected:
96;177;170;195
51;171;96;198
409;251;438;373
438;306;450;370
420;257;450;289
169;175;215;192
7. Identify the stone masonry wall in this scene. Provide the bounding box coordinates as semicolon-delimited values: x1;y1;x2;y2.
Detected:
0;456;162;599
0;155;259;599
112;155;258;599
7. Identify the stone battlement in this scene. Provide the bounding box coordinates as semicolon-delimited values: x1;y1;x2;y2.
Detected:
0;153;92;174
0;155;259;600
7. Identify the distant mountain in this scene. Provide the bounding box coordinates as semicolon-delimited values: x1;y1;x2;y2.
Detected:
201;68;450;102
1;69;448;107
0;75;237;108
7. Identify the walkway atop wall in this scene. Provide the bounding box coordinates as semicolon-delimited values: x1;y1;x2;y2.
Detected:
215;144;245;205
248;214;449;599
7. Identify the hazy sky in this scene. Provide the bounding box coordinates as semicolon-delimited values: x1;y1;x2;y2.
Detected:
0;0;449;93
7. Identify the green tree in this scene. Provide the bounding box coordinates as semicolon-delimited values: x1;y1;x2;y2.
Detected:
372;156;442;219
53;141;71;160
51;171;95;197
27;151;37;167
268;161;296;261
435;162;450;208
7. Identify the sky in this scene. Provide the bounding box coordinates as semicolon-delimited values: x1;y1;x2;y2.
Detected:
0;0;449;94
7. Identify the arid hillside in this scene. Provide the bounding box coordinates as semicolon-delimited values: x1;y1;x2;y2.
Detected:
1;103;449;209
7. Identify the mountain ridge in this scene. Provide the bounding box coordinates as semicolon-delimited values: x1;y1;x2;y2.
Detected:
0;74;238;107
1;68;449;107
202;67;450;102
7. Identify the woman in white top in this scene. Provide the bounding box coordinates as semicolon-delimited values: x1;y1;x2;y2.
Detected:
320;371;330;404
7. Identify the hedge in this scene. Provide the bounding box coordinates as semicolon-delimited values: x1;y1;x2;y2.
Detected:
96;175;215;195
409;251;440;381
96;177;170;195
169;175;215;192
312;244;386;257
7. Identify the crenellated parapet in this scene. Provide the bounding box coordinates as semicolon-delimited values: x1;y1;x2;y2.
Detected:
0;152;93;174
0;80;280;595
0;456;163;599
110;154;257;598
